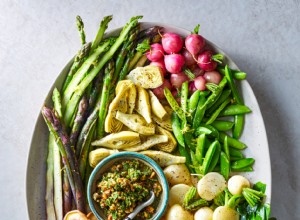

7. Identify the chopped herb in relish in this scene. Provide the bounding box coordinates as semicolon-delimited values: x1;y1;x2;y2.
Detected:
93;159;162;220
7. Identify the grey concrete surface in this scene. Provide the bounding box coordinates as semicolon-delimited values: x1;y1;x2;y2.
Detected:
0;0;299;219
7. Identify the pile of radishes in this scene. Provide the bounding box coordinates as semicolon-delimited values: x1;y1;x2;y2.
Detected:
148;28;224;100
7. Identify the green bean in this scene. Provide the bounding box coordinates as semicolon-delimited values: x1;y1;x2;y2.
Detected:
192;93;206;129
188;90;201;122
165;88;186;122
231;158;255;170
207;141;221;172
229;148;244;159
220;151;230;180
211;120;234;131
195;134;206;165
219;104;251;116
181;81;189;113
223;136;230;161
207;89;231;115
202;140;219;174
171;112;185;147
206;98;231;125
178;144;194;173
233;114;244;139
219;132;247;150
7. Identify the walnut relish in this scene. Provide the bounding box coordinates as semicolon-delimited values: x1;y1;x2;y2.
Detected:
93;160;162;220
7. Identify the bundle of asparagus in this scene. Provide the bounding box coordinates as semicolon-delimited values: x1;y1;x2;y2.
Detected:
42;15;163;218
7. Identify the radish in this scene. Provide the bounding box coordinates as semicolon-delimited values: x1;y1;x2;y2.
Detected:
152;79;172;100
203;71;222;84
170;72;189;89
165;54;185;74
185;34;205;55
162;33;183;54
194;75;206;91
189;81;197;94
182;49;197;67
197;50;217;71
150;60;167;76
193;67;204;77
146;43;164;62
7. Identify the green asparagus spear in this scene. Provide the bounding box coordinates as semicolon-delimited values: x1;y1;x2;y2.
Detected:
62;39;112;109
76;15;86;45
97;60;115;138
63;16;143;126
91;15;113;52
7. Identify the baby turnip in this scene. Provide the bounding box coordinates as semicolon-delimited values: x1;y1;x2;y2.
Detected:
168;184;191;207
197;172;226;201
164;54;185;74
150;60;167;76
152;79;172;100
194;207;213;220
194;75;206;91
203;71;222;85
162;32;183;54
213;206;239;220
163;164;192;186
228;175;251;195
170;72;189;89
185;33;205;55
146;43;164;62
197;50;217;71
166;204;193;220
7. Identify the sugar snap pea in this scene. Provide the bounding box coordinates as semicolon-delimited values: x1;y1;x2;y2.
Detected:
171;112;185;147
202;140;219;174
231;166;253;172
219;132;247;150
178;144;194;173
192;92;206;129
231;158;255;169
211;120;234;131
207;89;231;115
190;151;201;174
205;77;227;109
164;88;186;122
217;65;247;80
206;98;231;125
195;125;219;139
220;151;230;180
195;134;206;165
188;90;201;121
229;148;244;159
181;81;189;113
223;136;230;161
219;104;251;116
207;141;221;172
233;114;244;139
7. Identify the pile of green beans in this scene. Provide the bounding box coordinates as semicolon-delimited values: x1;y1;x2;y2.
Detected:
164;65;253;180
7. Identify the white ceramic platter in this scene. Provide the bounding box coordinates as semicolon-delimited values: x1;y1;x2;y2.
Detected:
26;22;271;219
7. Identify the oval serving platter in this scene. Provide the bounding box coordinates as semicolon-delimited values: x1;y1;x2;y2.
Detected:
26;22;271;219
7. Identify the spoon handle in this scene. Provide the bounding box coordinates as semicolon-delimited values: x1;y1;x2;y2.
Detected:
124;217;132;220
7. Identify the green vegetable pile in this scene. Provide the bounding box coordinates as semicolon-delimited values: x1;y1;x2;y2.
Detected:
165;65;253;178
